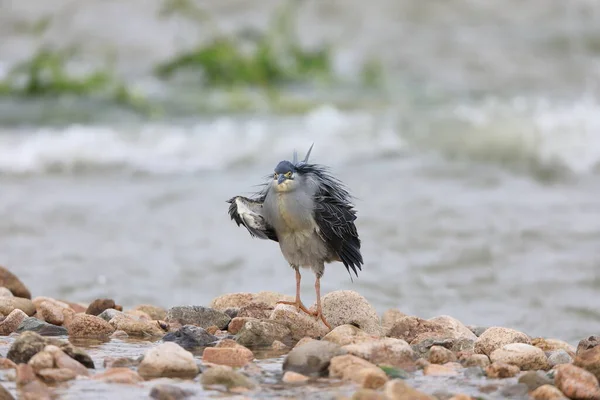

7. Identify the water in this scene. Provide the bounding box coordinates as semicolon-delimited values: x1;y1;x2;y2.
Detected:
1;0;600;345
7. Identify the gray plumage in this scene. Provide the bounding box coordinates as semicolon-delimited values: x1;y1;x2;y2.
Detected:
227;145;363;280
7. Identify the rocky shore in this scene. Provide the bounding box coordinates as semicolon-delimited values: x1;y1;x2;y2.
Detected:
0;266;598;399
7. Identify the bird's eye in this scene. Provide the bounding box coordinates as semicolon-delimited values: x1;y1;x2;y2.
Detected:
285;172;292;178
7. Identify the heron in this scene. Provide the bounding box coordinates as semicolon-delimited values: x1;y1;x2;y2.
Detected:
227;144;363;329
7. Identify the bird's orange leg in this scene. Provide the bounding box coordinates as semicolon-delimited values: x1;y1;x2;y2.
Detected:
313;276;331;330
276;268;312;315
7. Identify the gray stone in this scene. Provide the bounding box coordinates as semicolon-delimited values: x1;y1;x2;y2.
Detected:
464;366;485;378
283;340;346;377
499;383;530;398
150;384;195;400
468;326;489;337
98;309;124;322
518;370;553;391
577;336;600;355
201;365;256;389
16;317;68;336
236;320;291;347
166;306;230;330
162;325;218;350
548;349;573;367
411;338;454;358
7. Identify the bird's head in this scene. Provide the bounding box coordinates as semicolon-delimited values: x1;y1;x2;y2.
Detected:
272;160;298;192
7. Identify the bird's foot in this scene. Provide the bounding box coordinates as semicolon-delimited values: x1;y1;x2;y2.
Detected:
276;300;313;316
309;309;331;330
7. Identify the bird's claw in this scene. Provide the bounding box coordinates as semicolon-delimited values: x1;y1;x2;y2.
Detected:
276;300;312;315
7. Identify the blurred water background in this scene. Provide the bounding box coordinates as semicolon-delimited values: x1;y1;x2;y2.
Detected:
1;0;600;343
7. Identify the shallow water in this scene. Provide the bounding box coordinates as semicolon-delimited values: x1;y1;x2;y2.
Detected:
1;0;600;346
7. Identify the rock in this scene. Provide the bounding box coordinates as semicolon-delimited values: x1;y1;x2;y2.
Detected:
103;357;139;369
427;316;477;341
17;317;68;336
383;379;436;400
428;345;457;364
85;298;117;316
109;314;165;337
236;319;291;347
387;317;448;343
205;326;219;335
468;326;489;337
318;291;381;335
271;340;289;351
519;370;554;391
111;330;129;339
237;302;273;319
0;383;13;400
202;340;254;368
38;301;64;326
0;288;13;298
209;293;254;311
37;368;77;384
448;395;474;400
352;388;386;400
138;342;199;379
200;365;256;389
485;362;520;378
532;338;577;358
474;327;531;356
323;325;378;346
329;354;388;389
490;343;550;370
16;364;50;400
343;338;416;370
97;309;124;322
283;339;345;376
0;266;31;298
132;304;167;320
92;367;143;384
0;309;28;335
579;336;600;355
464;366;485;378
150;384;195;400
555;363;600;400
253;291;294;307
223;308;239;320
68;314;115;338
423;364;458;376
270;304;329;340
530;384;568;400
282;371;310;383
7;332;48;364
461;353;490;369
163;325;218;350
44;345;89;376
57;342;94;369
0;297;35;316
381;309;407;336
549;349;574;367
295;337;317;348
28;351;54;372
0;358;16;369
228;317;256;335
410;337;455;358
576;346;600;381
166;306;230;330
499;383;530;398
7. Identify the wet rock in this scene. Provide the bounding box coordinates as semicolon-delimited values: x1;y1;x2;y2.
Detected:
282;371;310;383
352;388;386;400
37;368;77;384
85;298;117;316
270;304;329;340
0;383;13;400
68;313;115;338
150;384;195;400
57;342;94;369
0;288;13;298
519;370;554;391
109;314;165;337
490;343;550;370
93;367;143;384
271;340;289;351
0;297;35;316
0;309;28;335
103;357;139;369
329;354;388;389
461;353;490;368
200;365;256;390
423;364;458;376
227;317;256;335
532;337;577;358
0;266;31;299
415;358;430;369
319;290;381;335
7;331;49;364
428;316;477;341
283;339;345;376
132;304;167;320
111;330;129;339
97;308;124;322
236;319;291;347
383;379;436;400
464;366;485;378
163;325;218;350
555;363;600;400
209;293;254;311
0;358;16;369
28;350;54;372
448;395;474;400
578;336;600;355
202;339;254;368
166;306;230;330
575;346;600;380
37;301;65;326
343;338;416;370
428;345;457;364
387;316;448;343
549;349;573;367
474;327;531;356
381;309;407;337
237;302;273;319
16;364;50;400
485;362;520;378
530;384;568;400
45;345;90;376
499;383;530;398
323;324;378;346
138;342;199;379
17;317;68;336
410;337;454;358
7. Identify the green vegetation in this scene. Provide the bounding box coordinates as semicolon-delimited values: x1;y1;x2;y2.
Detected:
379;365;410;379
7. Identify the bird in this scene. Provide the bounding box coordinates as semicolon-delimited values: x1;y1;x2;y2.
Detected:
226;144;363;329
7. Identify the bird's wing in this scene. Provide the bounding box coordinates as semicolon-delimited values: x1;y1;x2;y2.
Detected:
227;196;278;242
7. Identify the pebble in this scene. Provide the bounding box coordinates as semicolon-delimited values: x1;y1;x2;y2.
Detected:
485;362;520;378
329;354;388;389
575;345;600;380
200;365;256;390
97;309;124;322
428;345;457;364
383;379;436;400
532;337;576;358
138;342;199;379
16;364;50;400
0;297;35;317
0;287;13;298
162;325;218;350
423;364;458;376
411;338;454;358
578;336;600;355
17;317;68;336
44;345;90;376
270;304;329;340
530;384;568;400
283;339;345;376
554;364;600;400
235;319;291;347
109;314;165;337
499;383;530;398
202;340;254;368
132;304;167;320
103;357;139;369
323;324;378;346
352;388;386;400
320;290;382;335
209;293;254;311
518;370;553;391
7;332;50;364
461;353;490;369
490;343;550;370
92;367;143;384
271;340;289;351
228;317;257;335
85;298;118;316
427;315;477;341
37;368;77;384
448;395;474;400
166;306;231;330
150;384;195;400
237;302;273;319
68;314;115;338
549;349;573;367
37;301;65;326
387;316;449;343
28;351;54;372
282;371;310;383
0;266;31;298
343;338;416;370
474;327;531;356
0;358;16;370
0;309;28;335
381;309;407;337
